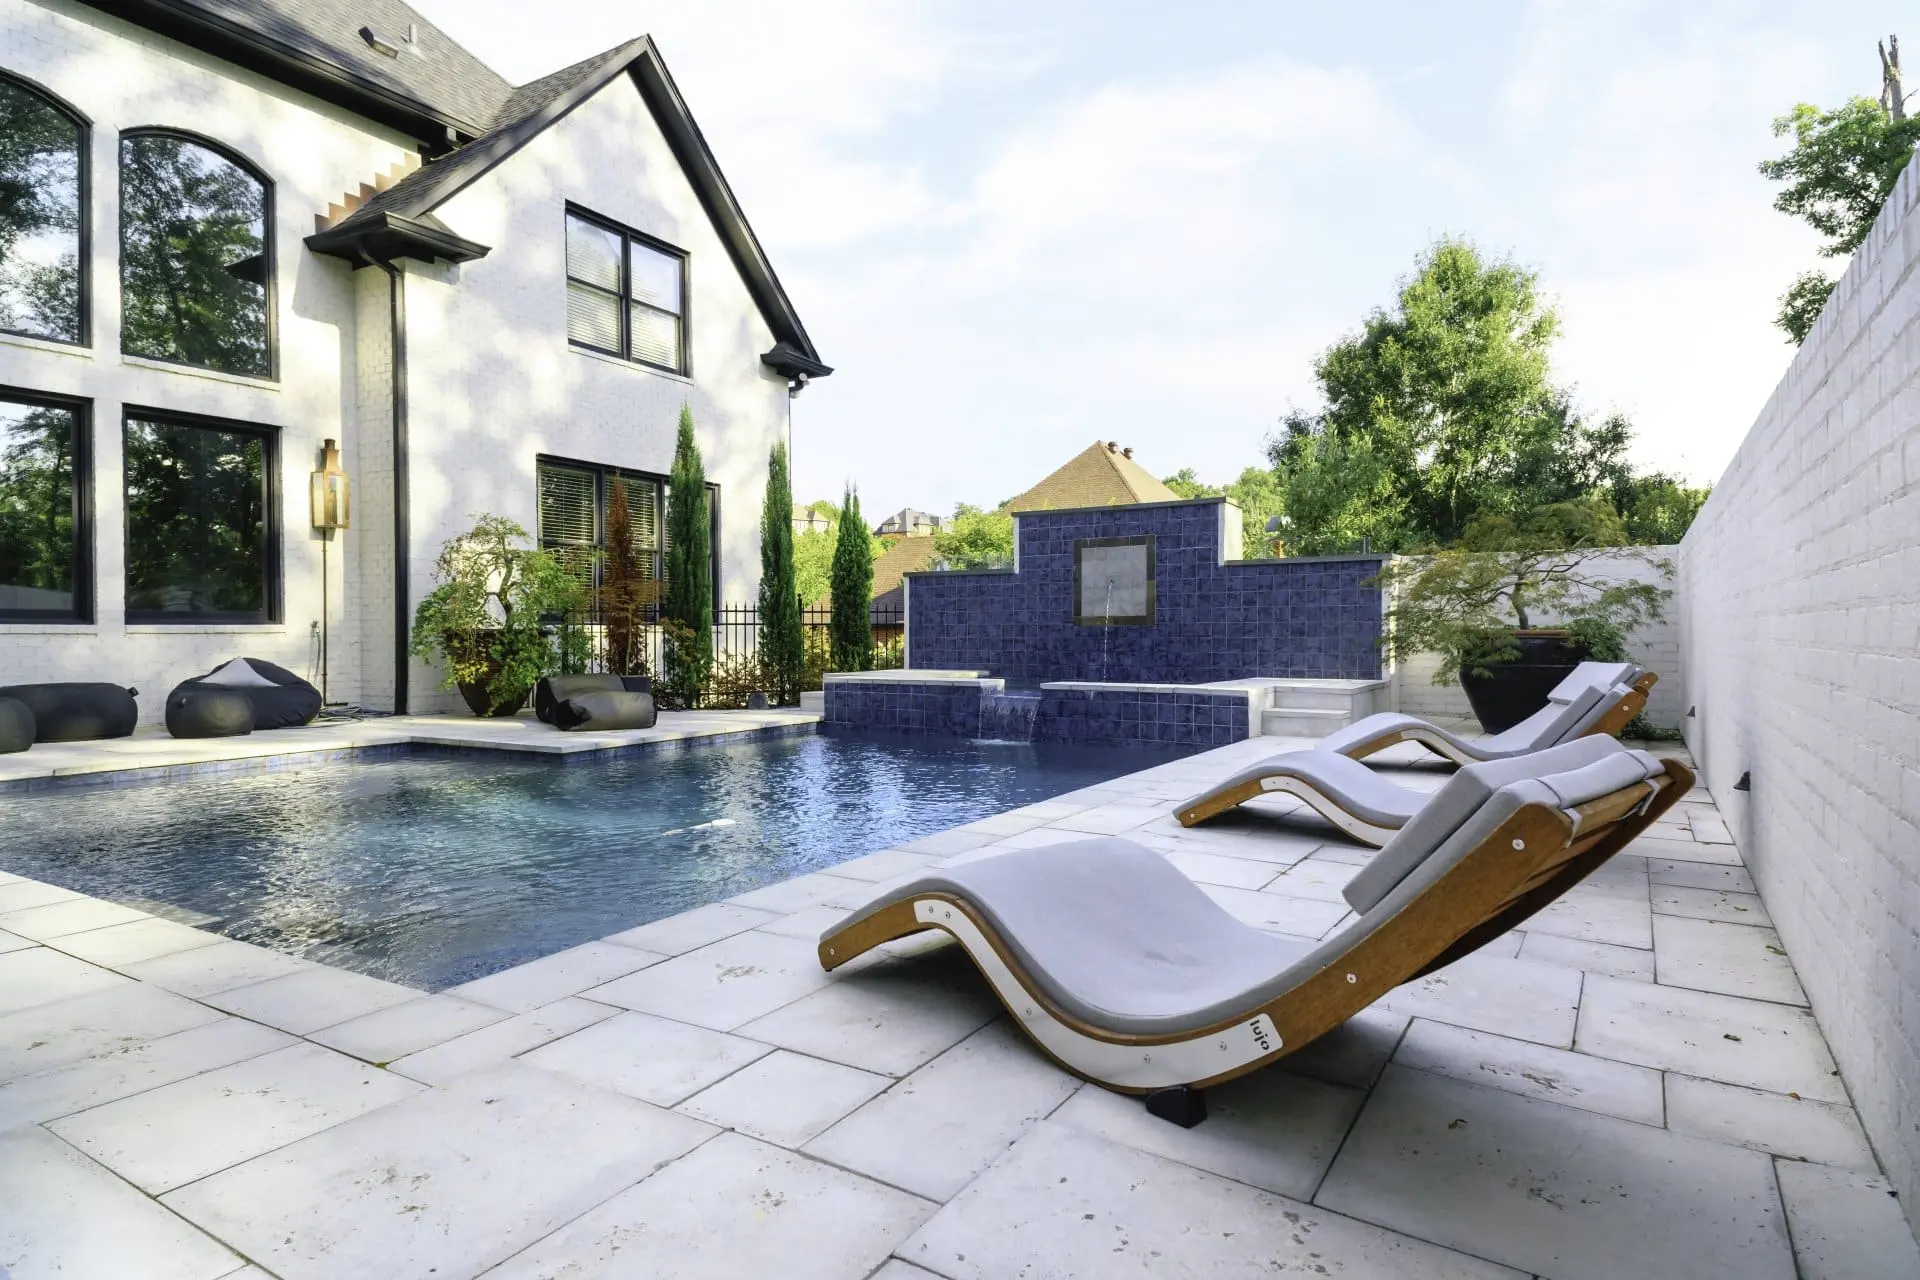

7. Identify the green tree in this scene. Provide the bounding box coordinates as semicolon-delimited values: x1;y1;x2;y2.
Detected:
1759;94;1920;342
795;526;836;605
758;441;804;702
1272;238;1691;551
599;476;659;677
828;486;873;671
931;502;1015;569
1616;475;1710;545
662;404;713;706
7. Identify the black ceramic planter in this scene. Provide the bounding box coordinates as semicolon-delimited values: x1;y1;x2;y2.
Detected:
1458;630;1585;733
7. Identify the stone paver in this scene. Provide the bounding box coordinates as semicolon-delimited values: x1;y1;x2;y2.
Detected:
1318;1065;1794;1280
0;737;1907;1279
901;1122;1525;1279
484;1132;933;1279
1774;1161;1920;1279
0;1126;244;1280
676;1049;891;1147
161;1063;715;1279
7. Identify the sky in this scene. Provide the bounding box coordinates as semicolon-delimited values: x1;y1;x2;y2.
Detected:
414;0;1906;514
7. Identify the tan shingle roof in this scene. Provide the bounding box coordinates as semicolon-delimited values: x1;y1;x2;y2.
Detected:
1004;442;1180;513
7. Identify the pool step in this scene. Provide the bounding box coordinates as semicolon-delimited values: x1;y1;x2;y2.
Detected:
1251;678;1391;739
1260;707;1351;739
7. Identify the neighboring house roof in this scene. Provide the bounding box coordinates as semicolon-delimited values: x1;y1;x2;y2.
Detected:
809;534;940;612
1004;441;1179;513
84;1;831;379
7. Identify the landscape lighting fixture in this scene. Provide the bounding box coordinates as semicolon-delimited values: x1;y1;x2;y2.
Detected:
310;439;350;704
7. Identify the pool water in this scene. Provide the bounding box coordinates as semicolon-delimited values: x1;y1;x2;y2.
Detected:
0;732;1186;989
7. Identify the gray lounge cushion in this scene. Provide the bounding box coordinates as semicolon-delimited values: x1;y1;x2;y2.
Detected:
1184;749;1428;829
1342;736;1648;915
1321;679;1613;762
830;744;1666;1038
0;696;33;753
552;690;657;731
174;658;320;730
1548;661;1636;703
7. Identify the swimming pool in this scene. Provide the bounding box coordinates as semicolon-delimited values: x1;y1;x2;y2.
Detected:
0;731;1185;989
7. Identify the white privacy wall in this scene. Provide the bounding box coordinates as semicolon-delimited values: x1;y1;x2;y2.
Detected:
0;0;421;716
1678;154;1920;1235
1389;547;1683;728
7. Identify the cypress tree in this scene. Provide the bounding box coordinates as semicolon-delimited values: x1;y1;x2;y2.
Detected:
828;485;873;672
662;403;713;705
758;440;804;703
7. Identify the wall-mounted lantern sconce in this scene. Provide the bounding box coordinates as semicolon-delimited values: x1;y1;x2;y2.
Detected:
1733;771;1751;792
1686;705;1696;718
310;438;351;532
310;439;350;706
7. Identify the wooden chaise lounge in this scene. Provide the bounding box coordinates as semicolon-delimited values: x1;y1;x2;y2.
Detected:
1172;732;1624;843
1317;663;1657;765
818;737;1687;1127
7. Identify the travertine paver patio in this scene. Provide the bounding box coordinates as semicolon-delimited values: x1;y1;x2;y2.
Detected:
3;736;1919;1278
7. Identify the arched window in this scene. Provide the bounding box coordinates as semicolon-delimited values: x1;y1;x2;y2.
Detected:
119;131;271;377
0;73;87;345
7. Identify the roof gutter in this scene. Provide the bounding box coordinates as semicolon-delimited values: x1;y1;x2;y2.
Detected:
357;246;411;715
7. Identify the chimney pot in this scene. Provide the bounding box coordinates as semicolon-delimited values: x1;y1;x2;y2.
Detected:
1106;441;1117;452
1122;447;1133;458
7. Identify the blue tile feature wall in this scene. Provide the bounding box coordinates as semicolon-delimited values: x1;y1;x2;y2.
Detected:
823;681;983;737
823;679;1252;749
1032;688;1250;748
906;499;1385;682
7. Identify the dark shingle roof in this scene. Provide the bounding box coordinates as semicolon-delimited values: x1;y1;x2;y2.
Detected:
85;0;512;135
329;39;647;231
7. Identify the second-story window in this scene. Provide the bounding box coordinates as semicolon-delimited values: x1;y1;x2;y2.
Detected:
0;74;86;345
120;132;271;378
565;208;686;374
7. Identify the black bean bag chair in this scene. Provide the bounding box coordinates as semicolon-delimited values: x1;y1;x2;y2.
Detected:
172;658;322;731
166;688;255;739
552;690;657;731
534;674;653;724
0;683;138;742
0;696;34;753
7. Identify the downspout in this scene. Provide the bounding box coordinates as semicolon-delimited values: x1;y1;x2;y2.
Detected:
359;247;409;714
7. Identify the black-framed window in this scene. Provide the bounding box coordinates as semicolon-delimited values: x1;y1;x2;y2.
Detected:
120;131;272;378
123;410;277;622
0;389;89;621
565;208;687;374
538;458;666;604
0;73;87;345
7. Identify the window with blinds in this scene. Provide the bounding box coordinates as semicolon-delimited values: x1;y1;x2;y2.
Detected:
565;208;687;374
536;458;664;609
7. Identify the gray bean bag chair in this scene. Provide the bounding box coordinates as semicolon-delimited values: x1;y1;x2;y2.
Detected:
166;688;255;739
171;658;321;730
552;690;657;731
535;673;653;724
0;696;34;753
0;683;138;742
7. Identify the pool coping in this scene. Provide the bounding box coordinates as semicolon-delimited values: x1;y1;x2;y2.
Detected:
0;712;823;795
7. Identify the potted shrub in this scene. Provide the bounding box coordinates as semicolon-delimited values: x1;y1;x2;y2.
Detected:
1377;500;1671;732
410;515;590;716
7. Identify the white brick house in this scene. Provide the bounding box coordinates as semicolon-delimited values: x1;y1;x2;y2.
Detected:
0;0;829;717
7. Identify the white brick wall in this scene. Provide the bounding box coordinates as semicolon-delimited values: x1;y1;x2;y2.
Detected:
1389;547;1683;729
1;1;792;718
1679;147;1920;1238
0;0;413;716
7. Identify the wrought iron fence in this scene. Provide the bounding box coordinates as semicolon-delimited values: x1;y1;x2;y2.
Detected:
554;600;904;709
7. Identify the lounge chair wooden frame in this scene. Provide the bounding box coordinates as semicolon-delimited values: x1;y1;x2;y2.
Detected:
819;757;1690;1095
1343;672;1657;765
1174;775;1400;845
